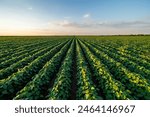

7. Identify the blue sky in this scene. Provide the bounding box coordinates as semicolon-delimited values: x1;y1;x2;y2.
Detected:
0;0;150;35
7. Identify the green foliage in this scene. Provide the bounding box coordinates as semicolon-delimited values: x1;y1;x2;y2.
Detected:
0;35;150;100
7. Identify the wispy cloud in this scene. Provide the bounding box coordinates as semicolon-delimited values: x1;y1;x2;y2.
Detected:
98;20;150;28
83;13;90;18
64;16;71;19
55;20;77;27
53;19;150;29
59;20;72;26
27;7;33;10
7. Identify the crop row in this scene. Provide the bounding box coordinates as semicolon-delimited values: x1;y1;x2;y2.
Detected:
0;36;149;100
81;40;150;99
0;40;69;99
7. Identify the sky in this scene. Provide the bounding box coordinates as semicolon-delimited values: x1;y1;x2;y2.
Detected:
0;0;150;35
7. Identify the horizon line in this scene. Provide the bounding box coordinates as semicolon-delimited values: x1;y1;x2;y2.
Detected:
0;34;150;37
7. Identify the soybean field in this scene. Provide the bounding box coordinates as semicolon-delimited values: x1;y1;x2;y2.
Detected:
0;36;150;100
